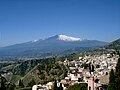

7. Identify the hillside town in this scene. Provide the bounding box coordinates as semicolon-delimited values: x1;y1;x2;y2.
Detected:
32;53;119;90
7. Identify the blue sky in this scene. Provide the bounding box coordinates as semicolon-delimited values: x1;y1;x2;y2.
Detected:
0;0;120;47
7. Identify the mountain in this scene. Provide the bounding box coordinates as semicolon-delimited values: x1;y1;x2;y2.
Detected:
105;38;120;50
0;34;107;58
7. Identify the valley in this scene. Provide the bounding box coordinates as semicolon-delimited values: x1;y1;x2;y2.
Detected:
0;38;120;90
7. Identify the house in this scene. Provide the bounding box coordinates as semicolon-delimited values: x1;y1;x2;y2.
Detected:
32;85;48;90
32;82;53;90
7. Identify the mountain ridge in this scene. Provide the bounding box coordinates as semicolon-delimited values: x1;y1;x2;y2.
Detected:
0;34;108;58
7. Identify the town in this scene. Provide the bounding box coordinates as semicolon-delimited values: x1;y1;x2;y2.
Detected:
32;52;119;90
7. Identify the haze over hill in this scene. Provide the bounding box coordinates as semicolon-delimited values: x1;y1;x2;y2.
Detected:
0;34;107;58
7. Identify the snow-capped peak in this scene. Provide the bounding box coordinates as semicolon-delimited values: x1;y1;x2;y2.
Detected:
58;34;82;41
32;39;39;42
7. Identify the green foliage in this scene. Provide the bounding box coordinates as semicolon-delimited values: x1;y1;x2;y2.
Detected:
21;63;66;86
63;70;68;78
0;77;6;90
59;83;63;90
65;53;78;61
1;57;67;88
53;80;58;90
12;57;55;76
67;83;88;90
10;75;21;84
39;74;45;80
91;65;94;72
50;70;57;75
108;57;120;90
81;63;89;69
96;64;100;68
107;69;115;90
106;39;120;50
27;78;36;87
19;79;24;88
115;58;120;90
7;83;16;90
15;87;32;90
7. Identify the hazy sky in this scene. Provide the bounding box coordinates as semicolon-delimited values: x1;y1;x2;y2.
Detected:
0;0;120;47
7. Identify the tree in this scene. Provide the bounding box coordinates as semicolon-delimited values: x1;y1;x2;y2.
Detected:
63;70;67;78
18;79;24;88
52;80;58;90
91;65;94;72
67;83;87;90
115;58;120;90
89;64;91;74
0;77;6;90
96;64;100;68
59;83;63;90
107;69;115;90
27;78;36;87
82;63;89;69
7;83;16;90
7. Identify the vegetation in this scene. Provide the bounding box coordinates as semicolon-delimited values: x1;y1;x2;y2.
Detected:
52;80;63;90
107;69;115;90
27;78;36;87
81;63;90;69
10;75;22;85
7;83;16;90
67;83;87;90
0;77;6;90
22;63;67;86
12;57;55;76
108;55;120;90
115;58;120;90
0;56;67;90
59;83;63;90
53;80;58;90
106;39;120;50
18;79;24;88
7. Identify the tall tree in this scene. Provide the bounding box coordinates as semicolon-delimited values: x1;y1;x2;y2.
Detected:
89;64;91;74
7;83;16;90
18;79;24;88
53;80;58;90
115;58;120;90
107;69;115;90
27;78;36;87
91;65;94;72
67;83;87;90
59;83;63;90
0;77;6;90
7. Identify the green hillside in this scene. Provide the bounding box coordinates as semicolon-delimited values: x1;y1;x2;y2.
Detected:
22;63;67;86
106;39;120;50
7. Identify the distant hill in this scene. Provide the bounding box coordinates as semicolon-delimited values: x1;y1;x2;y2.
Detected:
0;34;107;58
105;38;120;50
65;38;120;59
